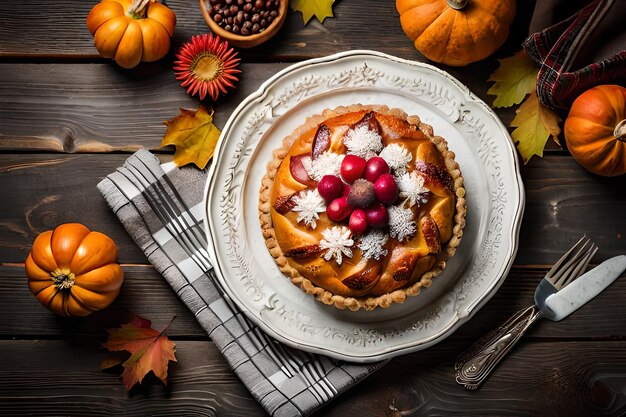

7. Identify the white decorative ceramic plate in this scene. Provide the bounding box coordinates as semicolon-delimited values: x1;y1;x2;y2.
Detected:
204;50;525;362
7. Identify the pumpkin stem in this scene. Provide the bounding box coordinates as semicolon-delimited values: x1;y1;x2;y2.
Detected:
51;268;75;290
128;0;151;19
615;119;626;142
446;0;469;10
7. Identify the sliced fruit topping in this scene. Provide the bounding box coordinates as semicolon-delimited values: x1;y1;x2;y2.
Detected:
420;215;441;254
311;124;331;159
343;265;380;291
289;154;316;187
273;193;297;214
352;111;381;135
414;160;454;191
283;244;323;258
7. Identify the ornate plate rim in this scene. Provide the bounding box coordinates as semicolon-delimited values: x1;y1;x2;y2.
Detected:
204;50;525;362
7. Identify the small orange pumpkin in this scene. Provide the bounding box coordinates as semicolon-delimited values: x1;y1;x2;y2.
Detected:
26;223;124;317
396;0;516;66
86;0;176;69
564;85;626;177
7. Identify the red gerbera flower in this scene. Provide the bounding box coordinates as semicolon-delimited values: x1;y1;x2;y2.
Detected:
174;34;241;101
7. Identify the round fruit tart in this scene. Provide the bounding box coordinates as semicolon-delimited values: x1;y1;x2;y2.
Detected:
259;105;466;311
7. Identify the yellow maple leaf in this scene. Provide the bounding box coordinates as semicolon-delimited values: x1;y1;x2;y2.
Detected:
161;106;221;169
539;102;562;146
488;51;538;108
511;91;561;164
291;0;335;24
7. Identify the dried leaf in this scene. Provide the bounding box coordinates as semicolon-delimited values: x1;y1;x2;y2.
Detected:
291;0;335;24
511;91;551;164
161;106;221;169
487;51;538;108
539;103;562;146
102;315;177;391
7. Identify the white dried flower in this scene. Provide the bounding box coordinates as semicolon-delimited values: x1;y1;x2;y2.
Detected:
358;230;389;260
379;144;412;173
397;171;429;207
343;125;383;159
320;226;354;265
309;151;344;181
292;189;326;229
388;205;417;242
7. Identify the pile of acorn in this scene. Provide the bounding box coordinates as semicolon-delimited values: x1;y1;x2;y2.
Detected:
207;0;281;36
318;155;399;234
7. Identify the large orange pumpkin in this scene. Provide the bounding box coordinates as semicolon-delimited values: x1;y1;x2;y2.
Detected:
564;85;626;177
396;0;516;66
86;0;176;69
26;223;124;317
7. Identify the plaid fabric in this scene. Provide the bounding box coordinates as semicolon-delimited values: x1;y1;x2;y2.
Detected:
97;150;386;417
523;0;626;109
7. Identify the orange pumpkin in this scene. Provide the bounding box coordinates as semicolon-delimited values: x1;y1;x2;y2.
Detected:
396;0;516;66
86;0;176;69
564;85;626;177
26;223;124;317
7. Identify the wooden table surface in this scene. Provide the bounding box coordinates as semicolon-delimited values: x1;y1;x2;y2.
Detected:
2;1;626;416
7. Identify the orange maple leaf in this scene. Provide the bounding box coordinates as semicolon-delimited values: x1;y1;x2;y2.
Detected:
161;105;221;169
102;315;177;390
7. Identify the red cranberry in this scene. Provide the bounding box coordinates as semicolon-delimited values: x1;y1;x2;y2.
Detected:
365;202;388;228
364;157;390;182
326;197;352;222
341;184;351;197
317;175;344;201
373;174;398;204
340;155;366;184
349;209;368;234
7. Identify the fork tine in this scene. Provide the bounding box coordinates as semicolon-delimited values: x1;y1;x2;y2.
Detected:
559;245;598;289
551;240;595;289
545;235;588;281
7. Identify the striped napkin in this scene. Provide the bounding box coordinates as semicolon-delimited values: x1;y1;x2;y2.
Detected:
97;149;385;416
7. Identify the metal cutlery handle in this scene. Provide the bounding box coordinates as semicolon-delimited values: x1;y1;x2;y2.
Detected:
455;305;542;389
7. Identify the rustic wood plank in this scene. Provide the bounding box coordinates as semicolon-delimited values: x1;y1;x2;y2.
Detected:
3;263;626;340
0;0;535;62
0;265;205;338
0;340;265;417
0;153;624;265
0;61;531;153
1;339;624;416
0;63;286;152
325;340;626;417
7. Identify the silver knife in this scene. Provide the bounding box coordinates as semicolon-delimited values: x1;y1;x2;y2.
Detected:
455;250;626;390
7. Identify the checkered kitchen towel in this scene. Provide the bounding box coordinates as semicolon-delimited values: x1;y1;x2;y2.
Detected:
97;149;385;416
523;0;626;109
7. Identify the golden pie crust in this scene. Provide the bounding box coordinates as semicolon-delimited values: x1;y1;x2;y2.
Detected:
259;105;466;311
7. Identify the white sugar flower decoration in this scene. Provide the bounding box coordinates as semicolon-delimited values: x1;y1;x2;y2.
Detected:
358;230;389;260
309;151;344;181
388;205;417;242
397;171;429;207
292;189;326;229
379;144;412;173
343;125;383;159
320;226;354;265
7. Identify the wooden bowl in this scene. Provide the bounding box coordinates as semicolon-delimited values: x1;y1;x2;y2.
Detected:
199;0;288;48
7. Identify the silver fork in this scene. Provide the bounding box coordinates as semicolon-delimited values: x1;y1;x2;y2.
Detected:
455;236;598;389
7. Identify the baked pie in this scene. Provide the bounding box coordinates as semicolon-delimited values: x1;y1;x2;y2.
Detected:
259;105;466;311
